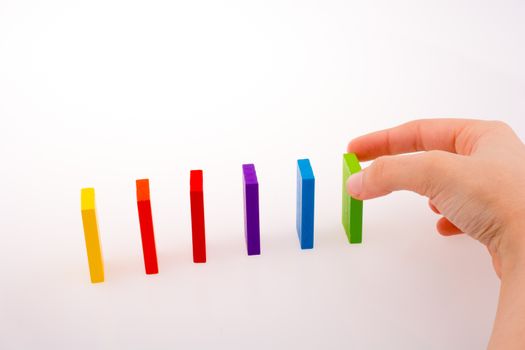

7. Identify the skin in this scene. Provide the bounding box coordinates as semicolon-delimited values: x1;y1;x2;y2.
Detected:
346;119;525;349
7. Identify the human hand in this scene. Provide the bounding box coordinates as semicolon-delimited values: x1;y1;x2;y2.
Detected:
346;119;525;279
346;118;525;349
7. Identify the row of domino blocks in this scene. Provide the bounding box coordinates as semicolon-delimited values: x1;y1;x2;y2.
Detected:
80;154;363;283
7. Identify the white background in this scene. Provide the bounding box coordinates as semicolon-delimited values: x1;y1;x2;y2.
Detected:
1;0;524;349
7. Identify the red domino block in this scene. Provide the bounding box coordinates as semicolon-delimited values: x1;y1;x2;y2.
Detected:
136;179;159;274
190;170;206;263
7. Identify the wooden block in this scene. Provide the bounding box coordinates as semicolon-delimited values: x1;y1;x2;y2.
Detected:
342;153;363;244
136;179;159;274
296;158;315;249
190;170;206;263
80;188;104;283
242;164;261;255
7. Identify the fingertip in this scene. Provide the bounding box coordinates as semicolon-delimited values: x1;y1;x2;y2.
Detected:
436;217;463;236
346;134;381;162
346;138;358;154
347;135;370;156
346;140;351;153
346;172;364;198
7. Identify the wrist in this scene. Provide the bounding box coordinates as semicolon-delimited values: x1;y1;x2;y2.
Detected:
498;222;525;280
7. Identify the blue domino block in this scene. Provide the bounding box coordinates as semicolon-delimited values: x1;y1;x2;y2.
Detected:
296;159;315;249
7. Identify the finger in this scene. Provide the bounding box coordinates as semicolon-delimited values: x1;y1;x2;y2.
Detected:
428;200;440;214
346;151;460;199
347;118;478;161
436;217;463;236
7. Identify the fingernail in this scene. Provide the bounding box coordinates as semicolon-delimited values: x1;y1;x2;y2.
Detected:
347;172;363;196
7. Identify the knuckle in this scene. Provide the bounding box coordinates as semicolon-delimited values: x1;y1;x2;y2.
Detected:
418;151;450;196
487;120;511;132
424;150;447;167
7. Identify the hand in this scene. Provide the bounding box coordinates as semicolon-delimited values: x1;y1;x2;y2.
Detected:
347;118;525;278
346;119;525;349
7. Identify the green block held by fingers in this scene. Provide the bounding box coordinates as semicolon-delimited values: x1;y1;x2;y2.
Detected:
342;153;363;244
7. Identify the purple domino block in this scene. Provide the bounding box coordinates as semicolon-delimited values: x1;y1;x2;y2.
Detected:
242;164;261;256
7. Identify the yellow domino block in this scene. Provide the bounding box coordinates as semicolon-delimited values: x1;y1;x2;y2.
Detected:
81;188;104;283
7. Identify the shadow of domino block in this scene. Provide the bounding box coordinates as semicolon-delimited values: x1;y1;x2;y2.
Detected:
342;153;363;244
296;158;315;249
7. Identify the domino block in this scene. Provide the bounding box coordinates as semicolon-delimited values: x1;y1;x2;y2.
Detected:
242;164;261;255
190;170;206;263
342;153;363;244
136;179;159;274
81;188;104;283
296;159;315;249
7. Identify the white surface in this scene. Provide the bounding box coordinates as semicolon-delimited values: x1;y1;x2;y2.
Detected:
1;1;524;349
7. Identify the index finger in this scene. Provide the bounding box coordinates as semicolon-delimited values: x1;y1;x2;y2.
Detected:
347;118;478;161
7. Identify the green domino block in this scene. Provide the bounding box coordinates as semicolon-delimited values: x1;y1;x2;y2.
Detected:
342;153;363;244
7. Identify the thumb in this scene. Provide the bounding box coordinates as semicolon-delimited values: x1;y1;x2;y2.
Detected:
347;151;459;200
